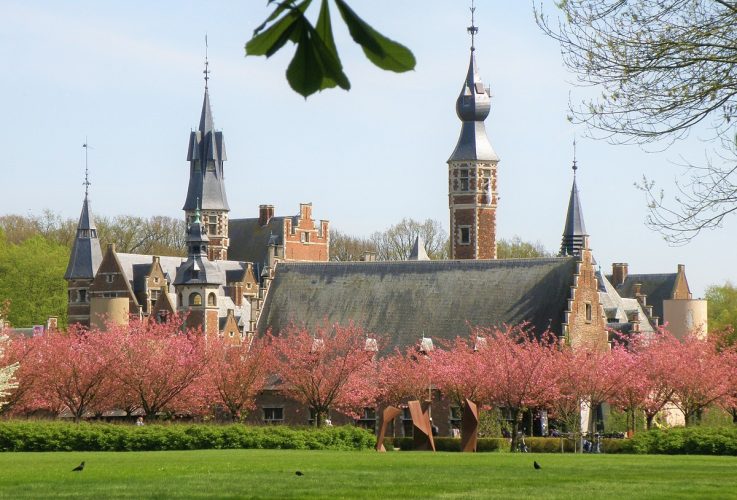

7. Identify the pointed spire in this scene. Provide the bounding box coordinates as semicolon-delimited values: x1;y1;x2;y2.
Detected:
409;235;430;261
65;148;103;280
560;142;588;257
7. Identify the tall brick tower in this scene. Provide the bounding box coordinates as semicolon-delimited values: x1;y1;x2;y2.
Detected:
183;54;230;261
447;9;499;259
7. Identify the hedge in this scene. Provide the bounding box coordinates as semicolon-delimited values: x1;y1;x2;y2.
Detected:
0;421;375;452
392;437;508;452
623;427;737;456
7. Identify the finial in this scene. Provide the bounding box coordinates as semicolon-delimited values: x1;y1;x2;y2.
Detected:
467;0;478;51
82;139;91;198
203;34;210;90
572;137;578;174
195;197;201;224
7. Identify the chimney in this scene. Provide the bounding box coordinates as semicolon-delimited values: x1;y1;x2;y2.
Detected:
360;251;377;262
677;264;685;273
259;205;275;226
611;263;628;287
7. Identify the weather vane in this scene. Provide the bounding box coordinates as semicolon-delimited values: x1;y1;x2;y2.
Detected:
203;34;210;89
82;139;91;198
467;0;478;51
572;137;578;174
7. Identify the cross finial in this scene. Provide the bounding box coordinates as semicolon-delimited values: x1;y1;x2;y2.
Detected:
82;139;91;198
203;34;210;90
467;0;478;51
572;137;578;174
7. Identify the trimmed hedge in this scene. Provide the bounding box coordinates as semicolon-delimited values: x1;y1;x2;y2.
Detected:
393;437;508;452
623;427;737;456
0;421;375;452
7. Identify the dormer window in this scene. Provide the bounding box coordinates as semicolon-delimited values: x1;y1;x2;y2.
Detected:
189;293;202;306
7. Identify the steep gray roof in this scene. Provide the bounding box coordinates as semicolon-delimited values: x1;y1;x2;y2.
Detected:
257;258;578;351
408;236;430;261
116;254;185;293
183;89;229;211
174;220;225;286
448;50;498;163
597;272;655;334
64;197;103;280
228;217;285;265
560;176;587;257
610;273;677;321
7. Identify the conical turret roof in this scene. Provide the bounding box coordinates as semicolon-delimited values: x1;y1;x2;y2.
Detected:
64;195;103;280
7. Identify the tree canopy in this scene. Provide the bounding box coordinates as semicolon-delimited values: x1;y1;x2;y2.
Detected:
536;0;737;243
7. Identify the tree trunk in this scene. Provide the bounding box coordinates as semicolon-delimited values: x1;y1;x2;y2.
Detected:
509;408;521;453
646;413;654;430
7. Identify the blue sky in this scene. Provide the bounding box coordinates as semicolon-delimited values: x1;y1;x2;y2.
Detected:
1;1;730;297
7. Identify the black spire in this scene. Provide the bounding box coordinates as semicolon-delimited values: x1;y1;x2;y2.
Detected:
65;147;103;280
560;143;588;257
448;5;498;163
183;51;229;212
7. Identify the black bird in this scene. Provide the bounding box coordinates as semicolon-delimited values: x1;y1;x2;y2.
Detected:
295;471;304;476
533;461;541;470
72;461;85;472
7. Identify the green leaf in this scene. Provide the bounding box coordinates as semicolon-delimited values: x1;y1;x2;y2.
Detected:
253;0;311;36
286;24;325;97
246;0;312;57
334;0;415;73
313;0;350;90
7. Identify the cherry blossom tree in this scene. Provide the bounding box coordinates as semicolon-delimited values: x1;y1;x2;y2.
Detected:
477;325;559;452
0;328;18;411
108;318;208;419
377;347;433;407
0;333;40;416
667;333;734;426
202;334;273;422
269;323;379;427
33;325;115;422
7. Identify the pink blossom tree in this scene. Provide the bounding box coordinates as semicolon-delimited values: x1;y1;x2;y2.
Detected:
269;323;379;427
476;325;559;452
107;318;208;419
377;347;433;407
202;334;272;422
33;325;115;422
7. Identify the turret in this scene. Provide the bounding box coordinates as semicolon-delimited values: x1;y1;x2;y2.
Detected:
560;145;589;257
447;7;499;260
183;53;230;261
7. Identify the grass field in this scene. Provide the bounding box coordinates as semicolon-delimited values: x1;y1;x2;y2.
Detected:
1;450;736;499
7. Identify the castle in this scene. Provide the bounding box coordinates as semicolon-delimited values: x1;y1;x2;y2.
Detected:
64;21;706;369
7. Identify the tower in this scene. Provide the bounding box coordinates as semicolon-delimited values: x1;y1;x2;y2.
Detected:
183;51;230;261
560;143;589;257
65;145;103;326
447;6;499;259
174;206;225;335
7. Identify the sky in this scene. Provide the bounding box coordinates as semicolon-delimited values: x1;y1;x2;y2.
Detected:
1;1;732;297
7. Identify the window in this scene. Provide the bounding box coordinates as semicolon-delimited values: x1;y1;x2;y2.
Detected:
229;331;235;338
150;289;160;305
402;408;414;437
459;227;471;245
207;292;217;306
450;406;462;434
264;407;284;424
585;303;592;322
301;231;310;243
153;277;160;284
189;293;202;306
207;215;218;236
178;293;183;307
105;274;114;283
460;169;469;191
79;289;87;303
356;408;377;431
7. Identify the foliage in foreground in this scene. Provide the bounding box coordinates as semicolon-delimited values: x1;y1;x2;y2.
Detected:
624;427;737;456
0;421;374;452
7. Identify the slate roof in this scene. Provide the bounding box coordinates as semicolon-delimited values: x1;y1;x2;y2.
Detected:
228;217;286;265
257;257;579;351
64;197;103;280
448;50;498;163
116;254;185;293
560;176;588;257
183;89;229;211
608;273;678;321
597;272;654;334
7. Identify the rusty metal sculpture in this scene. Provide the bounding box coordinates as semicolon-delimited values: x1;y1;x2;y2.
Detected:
408;400;436;451
461;399;479;452
375;405;402;452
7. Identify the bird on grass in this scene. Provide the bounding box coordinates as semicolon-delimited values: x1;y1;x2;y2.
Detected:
533;461;541;470
72;462;85;472
295;471;304;476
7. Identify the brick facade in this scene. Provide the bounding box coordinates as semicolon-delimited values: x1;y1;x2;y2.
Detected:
448;161;498;259
283;203;329;262
565;245;608;350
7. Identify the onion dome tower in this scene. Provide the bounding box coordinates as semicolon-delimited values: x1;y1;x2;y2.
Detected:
447;5;499;259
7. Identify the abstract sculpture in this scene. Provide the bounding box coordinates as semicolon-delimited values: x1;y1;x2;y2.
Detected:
408;400;436;451
461;398;479;452
375;405;402;452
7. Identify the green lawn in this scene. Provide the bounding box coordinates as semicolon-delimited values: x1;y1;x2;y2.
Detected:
1;450;736;499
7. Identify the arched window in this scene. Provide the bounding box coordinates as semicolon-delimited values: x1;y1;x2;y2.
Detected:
178;293;183;307
189;292;202;306
208;292;217;306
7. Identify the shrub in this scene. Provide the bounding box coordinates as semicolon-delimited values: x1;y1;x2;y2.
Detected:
392;437;507;452
0;421;374;452
626;427;737;455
